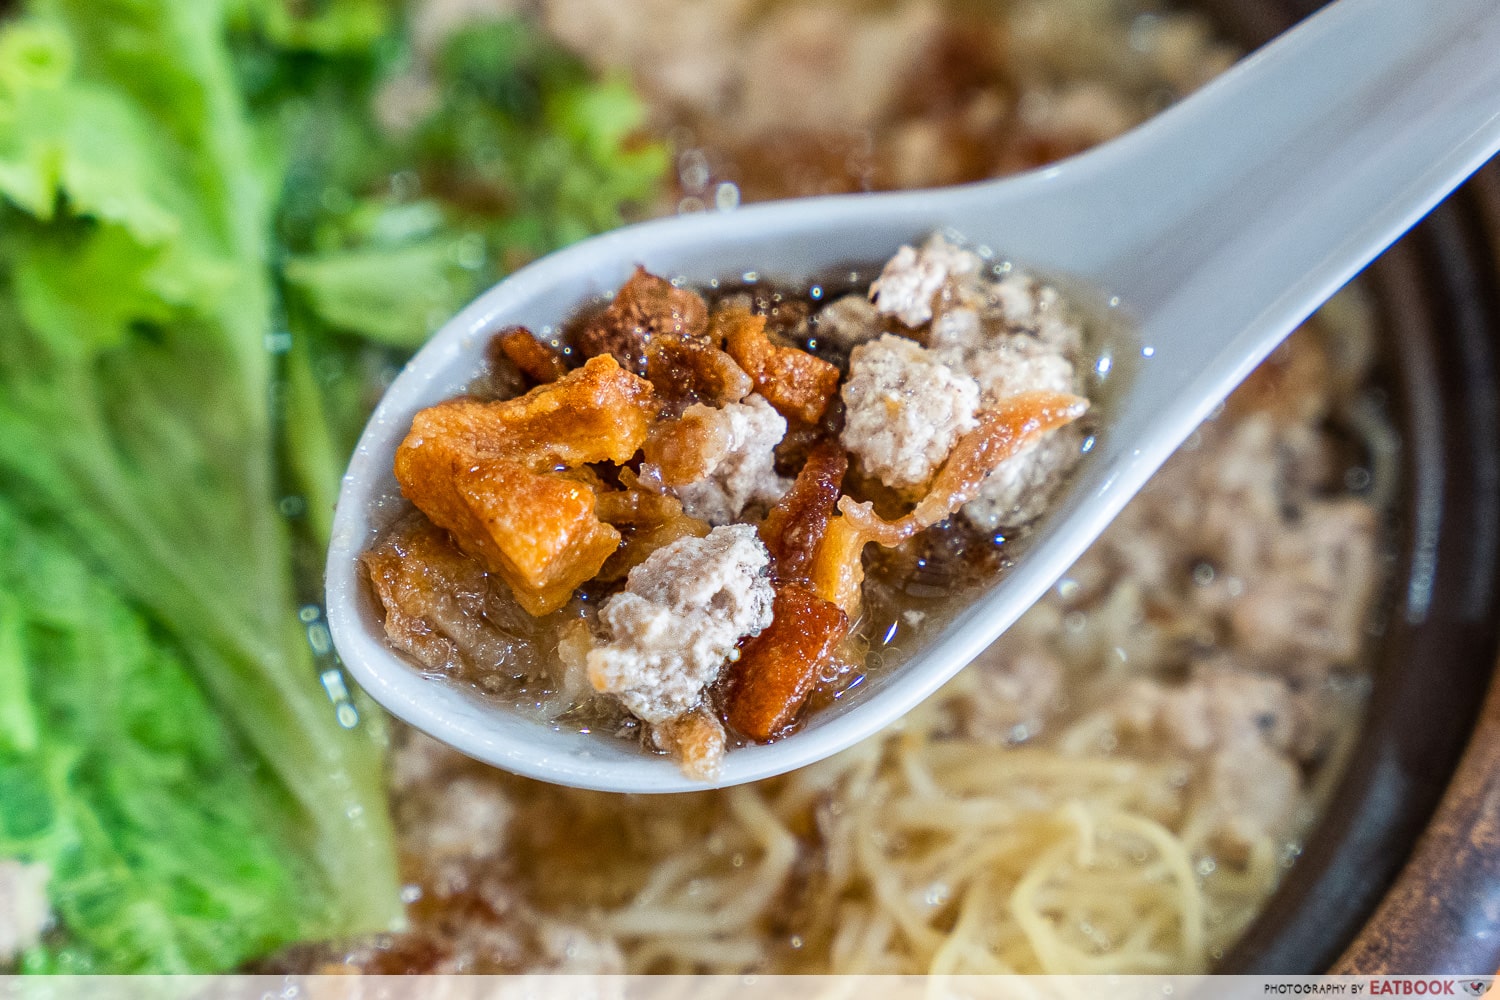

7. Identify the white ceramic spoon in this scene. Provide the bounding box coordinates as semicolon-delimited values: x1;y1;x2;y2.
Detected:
326;0;1500;792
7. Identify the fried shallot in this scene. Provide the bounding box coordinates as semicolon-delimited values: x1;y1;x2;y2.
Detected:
718;304;840;425
493;326;569;385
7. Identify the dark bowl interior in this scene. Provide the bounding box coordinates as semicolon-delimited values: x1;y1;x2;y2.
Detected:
1202;0;1500;973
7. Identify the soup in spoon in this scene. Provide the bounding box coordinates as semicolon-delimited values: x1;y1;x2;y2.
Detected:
361;234;1108;777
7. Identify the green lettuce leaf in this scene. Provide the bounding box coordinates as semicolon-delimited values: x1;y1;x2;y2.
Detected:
415;18;671;258
0;0;672;973
262;14;669;540
283;236;476;348
0;501;309;974
0;0;401;969
245;0;394;55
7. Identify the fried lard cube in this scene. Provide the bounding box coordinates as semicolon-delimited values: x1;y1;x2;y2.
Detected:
652;707;729;781
493;325;568;385
362;513;547;678
645;332;753;413
394;355;658;615
576;266;710;374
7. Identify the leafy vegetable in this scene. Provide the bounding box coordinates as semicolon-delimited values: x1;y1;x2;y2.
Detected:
0;0;399;968
0;501;309;973
265;13;670;538
283;236;476;349
415;18;670;257
246;0;392;55
0;0;670;973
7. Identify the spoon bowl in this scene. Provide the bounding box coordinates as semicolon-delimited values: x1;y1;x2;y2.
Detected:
327;0;1500;792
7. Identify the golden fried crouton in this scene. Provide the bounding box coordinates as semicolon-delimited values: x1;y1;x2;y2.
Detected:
653;707;728;780
394;356;658;614
576;267;710;374
717;305;840;425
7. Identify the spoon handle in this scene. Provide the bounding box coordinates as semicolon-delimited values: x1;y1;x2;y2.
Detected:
907;0;1500;745
1047;0;1500;376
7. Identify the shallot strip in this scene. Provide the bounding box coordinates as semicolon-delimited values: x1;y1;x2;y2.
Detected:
725;584;850;741
839;391;1088;546
760;440;847;586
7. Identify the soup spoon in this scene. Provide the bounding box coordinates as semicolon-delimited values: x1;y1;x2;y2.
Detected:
326;0;1500;792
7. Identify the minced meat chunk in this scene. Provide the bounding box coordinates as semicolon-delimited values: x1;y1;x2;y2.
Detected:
0;861;50;964
963;334;1078;404
587;524;775;723
1228;497;1379;666
840;333;980;492
1107;668;1300;757
954;334;1084;530
983;271;1085;354
923;268;1087;371
962;427;1084;530
867;250;1085;531
813;293;884;350
1199;742;1303;865
871;234;983;327
1076;668;1306;863
671;395;791;525
927;303;986;355
963;648;1064;741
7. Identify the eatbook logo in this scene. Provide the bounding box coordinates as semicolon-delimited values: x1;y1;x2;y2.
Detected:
1365;980;1498;996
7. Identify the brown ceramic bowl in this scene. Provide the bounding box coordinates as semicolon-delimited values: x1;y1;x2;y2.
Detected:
1199;0;1500;973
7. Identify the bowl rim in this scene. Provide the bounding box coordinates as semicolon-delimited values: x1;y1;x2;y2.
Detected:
1330;165;1500;976
1187;0;1500;974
